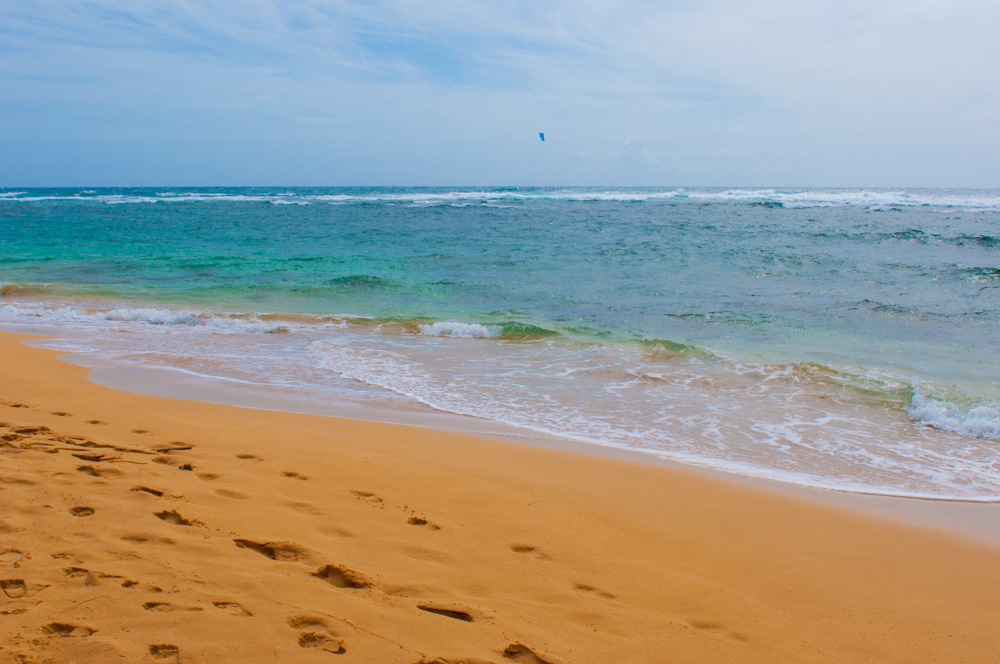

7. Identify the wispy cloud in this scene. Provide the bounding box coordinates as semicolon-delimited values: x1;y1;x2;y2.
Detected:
1;1;998;185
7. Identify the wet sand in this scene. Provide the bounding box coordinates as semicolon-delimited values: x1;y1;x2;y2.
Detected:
2;331;999;663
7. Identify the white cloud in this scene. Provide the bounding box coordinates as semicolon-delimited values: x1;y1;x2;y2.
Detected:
1;1;998;185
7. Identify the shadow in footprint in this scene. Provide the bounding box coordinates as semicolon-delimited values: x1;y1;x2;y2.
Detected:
121;533;175;545
42;622;95;636
131;486;164;497
72;452;116;462
686;619;749;642
417;605;474;622
70;506;95;517
503;644;556;664
1;579;26;598
350;490;382;503
236;454;260;460
233;539;309;561
155;444;192;453
149;644;179;660
574;583;616;600
0;549;23;564
214;601;253;616
313;565;369;589
143;602;174;612
510;545;550;560
62;567;96;585
281;471;309;480
407;517;441;531
298;632;345;654
154;510;195;526
76;465;121;478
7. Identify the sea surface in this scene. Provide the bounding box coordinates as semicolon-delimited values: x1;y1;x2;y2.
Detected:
2;187;999;500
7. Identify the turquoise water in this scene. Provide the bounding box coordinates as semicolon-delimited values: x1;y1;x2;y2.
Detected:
2;187;999;498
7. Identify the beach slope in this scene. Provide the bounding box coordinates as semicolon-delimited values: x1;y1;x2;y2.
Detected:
1;332;998;663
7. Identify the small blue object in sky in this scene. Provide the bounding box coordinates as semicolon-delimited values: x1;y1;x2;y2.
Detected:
539;132;545;142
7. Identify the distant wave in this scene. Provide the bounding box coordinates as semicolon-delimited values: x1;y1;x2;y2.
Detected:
3;188;1000;211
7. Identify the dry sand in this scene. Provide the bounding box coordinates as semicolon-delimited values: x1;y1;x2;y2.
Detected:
1;331;998;663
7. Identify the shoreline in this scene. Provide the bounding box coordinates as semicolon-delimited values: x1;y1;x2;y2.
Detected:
18;328;1000;548
3;330;1000;662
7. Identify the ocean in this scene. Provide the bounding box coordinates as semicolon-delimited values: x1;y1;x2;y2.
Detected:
2;187;999;500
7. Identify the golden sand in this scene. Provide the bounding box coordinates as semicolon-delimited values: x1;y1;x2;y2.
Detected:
1;331;998;663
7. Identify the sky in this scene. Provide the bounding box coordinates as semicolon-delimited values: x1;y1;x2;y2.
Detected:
1;1;999;186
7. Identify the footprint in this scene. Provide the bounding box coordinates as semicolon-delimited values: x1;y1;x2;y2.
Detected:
510;545;549;560
416;605;474;622
313;565;370;589
52;553;81;562
86;420;106;425
50;412;70;417
235;454;260;460
131;429;149;435
288;502;322;515
62;567;100;586
350;491;382;503
76;465;121;478
288;615;328;630
197;473;220;481
407;517;441;530
72;452;116;462
1;579;26;598
178;463;194;471
233;539;309;561
298;632;345;654
503;644;555;664
216;489;247;499
121;533;175;545
0;549;23;564
70;506;95;517
41;622;95;636
573;583;616;599
143;602;174;612
62;567;90;578
154;444;192;453
149;644;180;660
131;486;165;497
154;510;195;526
213;601;253;616
13;426;49;435
688;620;724;630
686;619;748;642
281;471;308;480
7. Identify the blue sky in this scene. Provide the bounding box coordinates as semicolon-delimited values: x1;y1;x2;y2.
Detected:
2;1;998;186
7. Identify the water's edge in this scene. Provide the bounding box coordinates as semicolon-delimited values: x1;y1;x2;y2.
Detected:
11;327;999;549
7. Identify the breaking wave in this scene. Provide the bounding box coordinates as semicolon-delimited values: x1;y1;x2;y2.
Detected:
3;187;1000;211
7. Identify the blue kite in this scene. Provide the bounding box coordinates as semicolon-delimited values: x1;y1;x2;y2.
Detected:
539;132;545;142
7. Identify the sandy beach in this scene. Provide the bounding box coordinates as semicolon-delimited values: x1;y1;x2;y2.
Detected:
2;330;999;663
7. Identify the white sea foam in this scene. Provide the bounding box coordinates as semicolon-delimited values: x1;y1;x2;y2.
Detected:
909;390;1000;440
4;298;1000;500
4;188;1000;210
0;302;283;334
418;321;496;338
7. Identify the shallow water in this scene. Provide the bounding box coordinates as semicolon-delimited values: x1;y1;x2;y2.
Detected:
2;187;998;498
